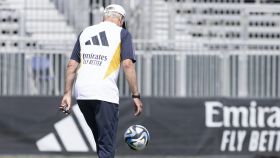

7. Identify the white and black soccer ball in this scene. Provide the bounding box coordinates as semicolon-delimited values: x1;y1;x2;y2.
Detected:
124;125;150;151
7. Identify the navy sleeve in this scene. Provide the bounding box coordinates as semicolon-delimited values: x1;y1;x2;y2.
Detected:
120;29;136;63
70;32;82;63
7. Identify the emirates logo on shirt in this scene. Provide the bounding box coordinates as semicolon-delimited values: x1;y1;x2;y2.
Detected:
82;53;108;66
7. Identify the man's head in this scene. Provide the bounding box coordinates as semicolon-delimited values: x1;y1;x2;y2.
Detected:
103;4;126;29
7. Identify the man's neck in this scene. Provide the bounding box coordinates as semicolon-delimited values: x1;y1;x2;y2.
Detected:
103;18;120;26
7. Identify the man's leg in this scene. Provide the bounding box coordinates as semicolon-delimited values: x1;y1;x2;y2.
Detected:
77;100;119;158
96;101;119;158
77;100;99;147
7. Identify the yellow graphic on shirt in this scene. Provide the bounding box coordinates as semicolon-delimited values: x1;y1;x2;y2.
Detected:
103;43;121;79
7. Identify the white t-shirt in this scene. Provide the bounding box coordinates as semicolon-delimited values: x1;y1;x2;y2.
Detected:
70;21;136;104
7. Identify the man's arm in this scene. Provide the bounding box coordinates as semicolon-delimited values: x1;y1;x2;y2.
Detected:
122;59;139;95
64;59;79;96
122;59;143;116
60;59;79;113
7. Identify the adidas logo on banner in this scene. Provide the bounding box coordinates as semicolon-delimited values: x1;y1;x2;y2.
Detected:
85;31;109;46
36;104;97;152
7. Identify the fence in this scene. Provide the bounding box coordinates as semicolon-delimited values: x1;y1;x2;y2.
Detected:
1;41;280;98
0;50;68;96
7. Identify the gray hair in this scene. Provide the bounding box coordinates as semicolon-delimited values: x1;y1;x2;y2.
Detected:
104;11;123;20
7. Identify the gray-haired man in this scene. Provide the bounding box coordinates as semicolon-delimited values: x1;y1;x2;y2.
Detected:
60;4;143;158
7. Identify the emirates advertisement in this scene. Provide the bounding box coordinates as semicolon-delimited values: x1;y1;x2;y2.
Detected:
0;97;279;157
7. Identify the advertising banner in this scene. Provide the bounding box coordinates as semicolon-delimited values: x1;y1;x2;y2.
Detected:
0;97;279;157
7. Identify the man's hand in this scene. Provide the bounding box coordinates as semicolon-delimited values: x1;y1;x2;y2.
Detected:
133;98;143;116
60;94;72;115
60;59;79;115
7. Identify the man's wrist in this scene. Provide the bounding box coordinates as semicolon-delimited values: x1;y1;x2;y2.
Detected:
64;91;72;96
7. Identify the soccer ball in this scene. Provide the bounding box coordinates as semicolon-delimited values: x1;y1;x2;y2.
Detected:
124;125;150;151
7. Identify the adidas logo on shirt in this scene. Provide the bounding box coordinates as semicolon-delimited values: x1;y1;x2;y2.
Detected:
85;31;109;46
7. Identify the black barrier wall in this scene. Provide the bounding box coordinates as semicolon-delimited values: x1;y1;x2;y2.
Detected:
0;97;280;157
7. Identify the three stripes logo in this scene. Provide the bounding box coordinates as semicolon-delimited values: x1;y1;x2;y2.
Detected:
85;31;109;46
36;105;96;152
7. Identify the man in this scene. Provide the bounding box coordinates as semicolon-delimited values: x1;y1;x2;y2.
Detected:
60;4;143;158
